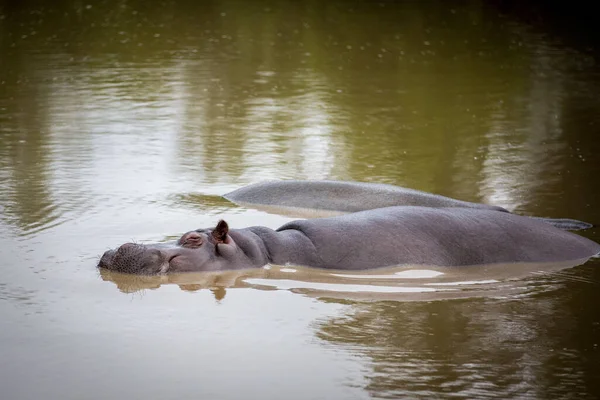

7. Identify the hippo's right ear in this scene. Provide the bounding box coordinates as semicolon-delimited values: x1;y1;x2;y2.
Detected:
211;220;229;243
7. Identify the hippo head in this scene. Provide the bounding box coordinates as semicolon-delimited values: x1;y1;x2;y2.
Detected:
98;220;262;274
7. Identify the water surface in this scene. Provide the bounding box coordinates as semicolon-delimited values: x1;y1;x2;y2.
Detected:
1;1;600;399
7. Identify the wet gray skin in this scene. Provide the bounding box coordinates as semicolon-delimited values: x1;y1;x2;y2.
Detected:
224;180;508;211
223;180;593;231
98;206;600;275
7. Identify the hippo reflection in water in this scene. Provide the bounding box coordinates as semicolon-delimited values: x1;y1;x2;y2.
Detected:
98;206;600;275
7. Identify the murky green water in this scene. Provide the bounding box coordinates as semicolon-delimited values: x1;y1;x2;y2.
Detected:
1;1;600;399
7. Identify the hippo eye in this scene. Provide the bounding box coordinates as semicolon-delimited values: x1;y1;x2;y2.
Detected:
179;231;204;248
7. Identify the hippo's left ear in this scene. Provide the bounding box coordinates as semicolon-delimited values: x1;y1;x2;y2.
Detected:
212;220;229;243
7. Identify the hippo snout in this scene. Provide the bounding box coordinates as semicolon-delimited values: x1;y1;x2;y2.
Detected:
97;243;169;274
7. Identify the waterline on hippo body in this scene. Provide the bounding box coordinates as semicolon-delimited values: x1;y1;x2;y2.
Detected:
98;206;600;275
99;258;598;301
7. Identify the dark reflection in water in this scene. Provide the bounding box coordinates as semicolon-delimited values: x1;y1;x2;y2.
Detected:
2;0;600;237
316;267;600;399
1;0;600;399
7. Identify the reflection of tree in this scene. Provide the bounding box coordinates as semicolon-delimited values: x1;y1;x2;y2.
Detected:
174;2;351;183
170;0;587;201
554;77;600;232
315;282;599;399
0;20;55;233
3;0;596;221
479;36;572;213
2;0;598;223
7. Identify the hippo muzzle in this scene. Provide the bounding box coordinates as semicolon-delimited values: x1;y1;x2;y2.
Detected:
98;243;170;274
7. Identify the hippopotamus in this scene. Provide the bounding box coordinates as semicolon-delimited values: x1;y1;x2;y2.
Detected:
98;206;600;274
224;180;593;230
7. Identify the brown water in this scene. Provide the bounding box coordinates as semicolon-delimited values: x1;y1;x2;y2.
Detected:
1;1;600;399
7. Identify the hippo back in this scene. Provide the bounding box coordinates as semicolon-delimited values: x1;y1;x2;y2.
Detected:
224;180;508;214
275;206;600;269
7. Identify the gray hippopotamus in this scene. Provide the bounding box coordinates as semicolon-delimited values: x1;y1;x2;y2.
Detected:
98;206;600;274
224;180;593;230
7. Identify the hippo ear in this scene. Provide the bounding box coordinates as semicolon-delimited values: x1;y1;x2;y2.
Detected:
212;220;229;243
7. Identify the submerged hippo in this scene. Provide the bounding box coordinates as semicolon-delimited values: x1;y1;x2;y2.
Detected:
224;180;593;230
98;206;600;274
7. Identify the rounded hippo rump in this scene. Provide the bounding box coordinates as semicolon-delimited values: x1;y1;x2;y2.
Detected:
98;206;600;275
223;180;593;231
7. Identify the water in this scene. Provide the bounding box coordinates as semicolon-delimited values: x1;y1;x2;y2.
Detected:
1;0;600;399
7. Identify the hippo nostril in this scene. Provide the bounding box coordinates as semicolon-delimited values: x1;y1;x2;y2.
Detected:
114;243;147;257
98;249;116;268
118;242;138;252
